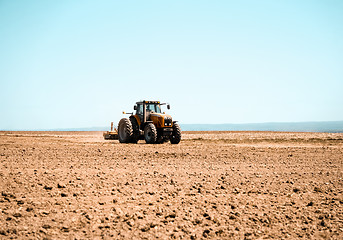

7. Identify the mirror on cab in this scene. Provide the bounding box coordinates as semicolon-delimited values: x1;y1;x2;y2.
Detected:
134;105;137;110
167;104;170;110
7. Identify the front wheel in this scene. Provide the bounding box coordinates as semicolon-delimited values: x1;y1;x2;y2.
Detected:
144;123;157;144
170;122;181;144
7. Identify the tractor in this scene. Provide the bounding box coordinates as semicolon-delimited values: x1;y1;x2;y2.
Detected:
118;100;181;144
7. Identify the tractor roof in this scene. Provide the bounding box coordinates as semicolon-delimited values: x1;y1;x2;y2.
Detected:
136;100;160;104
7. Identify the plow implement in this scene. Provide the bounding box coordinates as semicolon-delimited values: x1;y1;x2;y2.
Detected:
103;122;119;140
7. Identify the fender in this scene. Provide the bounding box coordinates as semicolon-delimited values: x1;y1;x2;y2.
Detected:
131;115;141;126
142;121;154;129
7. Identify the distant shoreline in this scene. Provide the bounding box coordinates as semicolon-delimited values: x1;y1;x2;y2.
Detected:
2;121;342;133
180;121;343;133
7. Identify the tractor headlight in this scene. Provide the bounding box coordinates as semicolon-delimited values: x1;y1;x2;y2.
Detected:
164;117;172;126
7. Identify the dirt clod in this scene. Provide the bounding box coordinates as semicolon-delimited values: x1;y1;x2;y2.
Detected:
13;213;22;218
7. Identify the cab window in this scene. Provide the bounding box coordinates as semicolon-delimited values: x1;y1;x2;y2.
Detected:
155;105;161;113
146;104;161;113
146;104;153;112
136;104;143;115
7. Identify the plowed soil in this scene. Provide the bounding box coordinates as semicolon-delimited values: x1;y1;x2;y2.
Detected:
0;131;342;239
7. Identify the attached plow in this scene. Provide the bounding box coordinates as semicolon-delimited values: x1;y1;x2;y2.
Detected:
103;122;119;140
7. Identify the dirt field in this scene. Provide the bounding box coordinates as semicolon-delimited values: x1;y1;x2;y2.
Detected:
0;131;342;239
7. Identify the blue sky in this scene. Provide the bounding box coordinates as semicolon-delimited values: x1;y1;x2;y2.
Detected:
1;0;342;130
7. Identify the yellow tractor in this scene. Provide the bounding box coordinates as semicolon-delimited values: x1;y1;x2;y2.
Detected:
118;100;181;144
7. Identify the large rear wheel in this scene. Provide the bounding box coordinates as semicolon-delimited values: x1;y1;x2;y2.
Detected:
130;116;140;143
144;123;157;144
170;122;181;144
118;118;133;143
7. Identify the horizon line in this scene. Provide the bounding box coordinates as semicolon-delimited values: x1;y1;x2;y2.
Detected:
1;120;343;132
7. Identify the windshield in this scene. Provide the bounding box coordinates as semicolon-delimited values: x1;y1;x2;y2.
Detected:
146;104;161;113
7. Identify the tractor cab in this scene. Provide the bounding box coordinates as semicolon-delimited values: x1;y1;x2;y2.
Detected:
133;101;170;125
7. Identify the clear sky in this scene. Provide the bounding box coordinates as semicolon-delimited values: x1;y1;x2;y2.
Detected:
1;0;342;130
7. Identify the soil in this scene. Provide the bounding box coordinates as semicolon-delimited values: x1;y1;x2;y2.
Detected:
0;131;342;239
